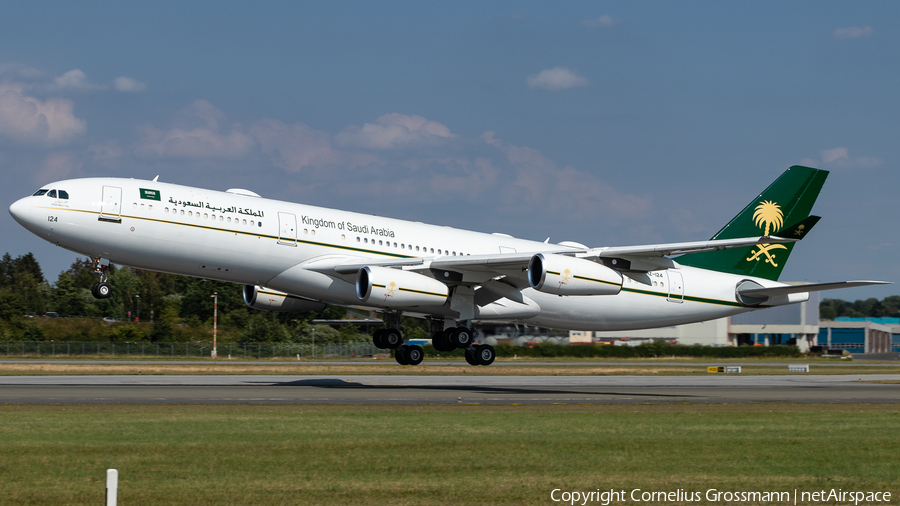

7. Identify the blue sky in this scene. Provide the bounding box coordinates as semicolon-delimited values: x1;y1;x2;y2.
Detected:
0;1;896;300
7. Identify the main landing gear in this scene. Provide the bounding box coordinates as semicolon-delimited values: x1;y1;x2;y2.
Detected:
90;257;112;299
371;312;425;366
372;327;425;366
371;313;496;366
431;324;494;365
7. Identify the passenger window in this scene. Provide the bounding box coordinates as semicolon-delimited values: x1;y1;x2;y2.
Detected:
58;190;69;199
33;189;49;196
48;190;57;198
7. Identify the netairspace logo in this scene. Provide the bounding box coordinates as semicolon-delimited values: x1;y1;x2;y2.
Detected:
550;488;893;505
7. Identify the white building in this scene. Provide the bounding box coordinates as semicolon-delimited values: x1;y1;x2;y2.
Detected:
574;293;820;349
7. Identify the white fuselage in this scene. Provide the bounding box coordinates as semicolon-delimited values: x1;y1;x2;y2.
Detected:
10;177;795;330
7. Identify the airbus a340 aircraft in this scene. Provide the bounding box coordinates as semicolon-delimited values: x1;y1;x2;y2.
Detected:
9;165;886;366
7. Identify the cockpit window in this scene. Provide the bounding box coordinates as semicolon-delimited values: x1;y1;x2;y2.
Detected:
33;189;48;196
47;190;57;198
58;190;69;199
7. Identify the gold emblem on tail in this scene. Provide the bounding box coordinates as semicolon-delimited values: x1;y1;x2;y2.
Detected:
746;200;787;267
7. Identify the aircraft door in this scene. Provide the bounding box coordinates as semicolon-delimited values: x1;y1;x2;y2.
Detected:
278;212;297;245
99;186;122;223
667;270;684;303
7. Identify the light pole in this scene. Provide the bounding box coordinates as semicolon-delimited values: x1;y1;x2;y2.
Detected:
135;294;140;323
211;292;218;358
311;326;316;360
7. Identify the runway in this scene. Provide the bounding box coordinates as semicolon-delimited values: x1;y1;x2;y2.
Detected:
1;374;897;404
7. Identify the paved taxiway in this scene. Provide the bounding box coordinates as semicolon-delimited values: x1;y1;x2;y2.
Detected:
1;374;897;404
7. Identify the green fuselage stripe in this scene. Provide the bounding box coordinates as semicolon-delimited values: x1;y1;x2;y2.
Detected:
620;287;742;308
398;287;446;298
572;274;621;287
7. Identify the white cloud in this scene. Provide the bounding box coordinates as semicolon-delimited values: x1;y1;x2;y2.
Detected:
251;119;347;170
0;85;87;145
87;141;124;167
581;15;621;28
113;76;147;92
53;69;104;91
800;147;882;171
36;151;81;183
136;125;254;159
526;67;588;90
335;113;456;150
135;100;254;159
0;63;45;84
481;131;650;220
833;26;874;39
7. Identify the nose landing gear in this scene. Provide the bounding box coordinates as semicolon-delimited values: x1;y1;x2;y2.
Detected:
90;257;112;299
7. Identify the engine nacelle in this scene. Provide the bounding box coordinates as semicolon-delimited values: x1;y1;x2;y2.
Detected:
528;253;623;296
242;285;327;312
356;266;449;308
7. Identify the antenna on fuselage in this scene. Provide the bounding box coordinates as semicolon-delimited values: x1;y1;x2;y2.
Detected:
152;175;160;182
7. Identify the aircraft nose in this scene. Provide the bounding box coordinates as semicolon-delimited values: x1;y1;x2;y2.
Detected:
9;197;32;225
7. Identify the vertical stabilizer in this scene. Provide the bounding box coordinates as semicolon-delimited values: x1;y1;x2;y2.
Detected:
676;165;828;281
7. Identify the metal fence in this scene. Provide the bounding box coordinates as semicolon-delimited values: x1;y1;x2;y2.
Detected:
1;341;387;360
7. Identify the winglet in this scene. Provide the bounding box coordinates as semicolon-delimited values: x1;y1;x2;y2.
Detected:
774;215;820;241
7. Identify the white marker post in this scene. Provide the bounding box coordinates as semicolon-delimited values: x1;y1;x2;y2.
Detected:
211;292;218;358
106;469;118;506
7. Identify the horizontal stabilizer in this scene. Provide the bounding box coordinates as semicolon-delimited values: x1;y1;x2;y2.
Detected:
737;280;891;298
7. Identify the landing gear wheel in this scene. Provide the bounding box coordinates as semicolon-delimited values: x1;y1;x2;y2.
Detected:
404;345;424;365
383;329;403;349
91;282;112;299
432;330;453;352
475;344;495;366
464;348;479;366
373;329;387;349
449;327;473;348
395;346;410;365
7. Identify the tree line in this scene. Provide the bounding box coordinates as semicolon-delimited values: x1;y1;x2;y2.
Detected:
819;296;900;320
0;252;397;344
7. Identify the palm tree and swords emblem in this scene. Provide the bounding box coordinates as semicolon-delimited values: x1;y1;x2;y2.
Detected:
746;200;788;267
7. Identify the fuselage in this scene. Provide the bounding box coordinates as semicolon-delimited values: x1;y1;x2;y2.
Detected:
9;177;794;330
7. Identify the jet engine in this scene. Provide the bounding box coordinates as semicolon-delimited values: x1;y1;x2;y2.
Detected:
356;266;449;307
528;253;623;296
242;285;327;312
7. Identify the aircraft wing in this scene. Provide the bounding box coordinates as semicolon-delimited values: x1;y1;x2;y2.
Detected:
302;236;800;282
422;236;801;284
585;236;797;258
737;280;891;298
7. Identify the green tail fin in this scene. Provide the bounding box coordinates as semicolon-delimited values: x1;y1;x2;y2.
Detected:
676;165;828;280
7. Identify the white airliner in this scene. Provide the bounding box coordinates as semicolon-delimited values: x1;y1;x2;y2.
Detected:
8;165;886;366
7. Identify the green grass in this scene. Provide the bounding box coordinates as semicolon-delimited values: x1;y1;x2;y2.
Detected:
1;404;898;505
